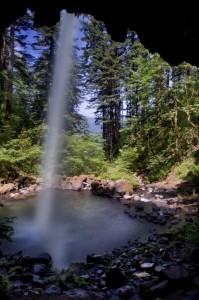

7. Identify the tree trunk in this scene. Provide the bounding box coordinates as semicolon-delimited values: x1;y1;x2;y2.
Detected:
5;24;15;119
0;32;6;71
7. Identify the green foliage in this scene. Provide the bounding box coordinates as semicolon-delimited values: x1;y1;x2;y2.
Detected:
49;270;62;287
116;147;140;171
174;158;196;179
99;146;140;186
73;276;88;288
171;223;199;257
0;216;15;243
174;157;199;184
0;127;43;179
80;16;124;160
114;145;174;183
19;123;46;146
99;163;139;187
186;165;199;184
65;272;89;288
0;275;10;290
146;154;174;182
182;223;199;246
59;134;106;176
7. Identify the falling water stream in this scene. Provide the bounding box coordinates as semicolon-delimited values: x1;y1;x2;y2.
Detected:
35;11;78;268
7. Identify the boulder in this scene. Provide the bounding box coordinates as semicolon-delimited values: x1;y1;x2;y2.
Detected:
114;179;133;196
0;183;15;194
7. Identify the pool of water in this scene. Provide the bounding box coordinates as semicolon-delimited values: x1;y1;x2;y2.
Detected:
0;189;164;270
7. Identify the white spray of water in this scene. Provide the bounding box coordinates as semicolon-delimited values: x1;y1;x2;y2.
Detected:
35;11;77;266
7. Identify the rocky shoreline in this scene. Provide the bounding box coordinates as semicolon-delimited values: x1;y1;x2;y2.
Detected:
0;229;199;300
0;174;199;299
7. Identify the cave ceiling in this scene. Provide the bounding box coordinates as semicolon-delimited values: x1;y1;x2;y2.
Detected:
1;1;199;66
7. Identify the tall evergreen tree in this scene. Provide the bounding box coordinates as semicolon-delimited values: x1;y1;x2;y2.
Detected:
80;16;124;161
31;20;87;134
31;25;57;122
0;11;35;143
64;48;88;135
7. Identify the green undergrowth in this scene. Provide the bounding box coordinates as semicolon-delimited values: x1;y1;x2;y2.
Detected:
0;216;15;243
171;222;199;257
173;155;199;184
99;164;140;188
0;274;10;290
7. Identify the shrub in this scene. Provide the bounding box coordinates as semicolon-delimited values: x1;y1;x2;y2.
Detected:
99;164;139;188
174;157;195;179
146;154;174;182
174;157;199;184
0;275;10;290
171;223;199;257
0;216;15;243
59;134;106;176
0;127;44;179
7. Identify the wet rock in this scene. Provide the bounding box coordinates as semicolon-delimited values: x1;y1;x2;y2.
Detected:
152;205;160;211
45;285;61;295
125;211;137;219
81;274;90;281
64;288;94;299
140;262;154;269
139;278;159;294
114;179;133;196
169;220;179;226
105;266;127;288
33;263;51;275
65;262;85;277
71;176;84;191
148;235;158;242
140;196;151;202
133;271;151;278
156;217;167;225
96;269;103;275
60;178;73;190
117;285;134;298
147;280;169;298
10;192;23;199
9;265;23;275
11;279;24;289
135;204;144;211
32;275;48;287
154;265;165;273
21;255;36;269
34;252;52;265
154;194;164;199
164;265;191;289
123;194;133;200
86;254;103;264
0;183;15;194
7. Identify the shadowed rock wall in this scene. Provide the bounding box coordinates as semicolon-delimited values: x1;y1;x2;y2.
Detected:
1;1;199;66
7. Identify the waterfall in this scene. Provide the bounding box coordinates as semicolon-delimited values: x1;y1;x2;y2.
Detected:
35;10;77;268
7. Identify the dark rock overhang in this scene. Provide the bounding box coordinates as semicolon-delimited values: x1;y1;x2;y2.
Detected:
1;1;199;67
